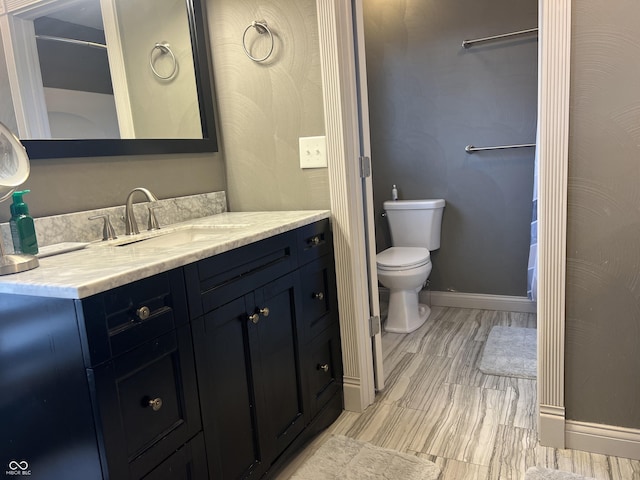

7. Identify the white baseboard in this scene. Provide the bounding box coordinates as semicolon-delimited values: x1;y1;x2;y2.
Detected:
342;376;366;413
430;291;536;313
539;404;566;449
566;420;640;461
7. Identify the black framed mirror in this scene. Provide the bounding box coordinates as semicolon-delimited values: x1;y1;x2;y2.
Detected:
0;0;218;159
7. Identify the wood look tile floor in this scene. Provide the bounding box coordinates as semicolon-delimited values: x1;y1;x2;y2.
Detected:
276;306;640;480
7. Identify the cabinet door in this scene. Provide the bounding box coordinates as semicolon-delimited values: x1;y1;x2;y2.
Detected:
251;272;306;464
192;294;265;480
193;272;306;480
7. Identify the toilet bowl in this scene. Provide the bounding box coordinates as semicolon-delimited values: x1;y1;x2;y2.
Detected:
377;247;432;333
376;198;445;334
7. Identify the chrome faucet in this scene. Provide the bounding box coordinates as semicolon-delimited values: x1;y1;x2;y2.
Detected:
124;187;159;235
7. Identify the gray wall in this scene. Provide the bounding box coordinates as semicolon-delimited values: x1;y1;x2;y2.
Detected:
0;152;226;222
363;0;537;296
565;0;640;429
208;0;330;212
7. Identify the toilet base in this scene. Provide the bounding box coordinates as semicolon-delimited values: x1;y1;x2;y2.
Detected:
384;288;431;334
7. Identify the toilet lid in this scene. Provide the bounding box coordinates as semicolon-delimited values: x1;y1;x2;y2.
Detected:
376;247;430;270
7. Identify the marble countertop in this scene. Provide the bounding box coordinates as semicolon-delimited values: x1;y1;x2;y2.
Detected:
0;211;330;300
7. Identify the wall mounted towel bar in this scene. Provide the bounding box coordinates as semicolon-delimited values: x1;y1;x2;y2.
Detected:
35;34;107;50
465;143;535;153
462;27;538;48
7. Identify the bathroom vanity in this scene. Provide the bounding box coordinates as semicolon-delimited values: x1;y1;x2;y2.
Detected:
0;212;342;480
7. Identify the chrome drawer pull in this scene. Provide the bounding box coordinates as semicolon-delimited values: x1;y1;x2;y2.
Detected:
309;235;321;246
318;363;329;372
148;397;163;411
248;313;260;324
313;292;325;300
259;307;270;317
136;306;151;320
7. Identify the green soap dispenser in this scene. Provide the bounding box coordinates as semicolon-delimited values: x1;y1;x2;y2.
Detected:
9;189;38;255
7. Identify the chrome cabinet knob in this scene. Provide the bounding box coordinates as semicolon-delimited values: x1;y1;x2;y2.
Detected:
318;363;329;372
136;306;151;320
259;307;270;317
313;292;324;300
148;397;163;411
309;235;321;246
248;313;260;324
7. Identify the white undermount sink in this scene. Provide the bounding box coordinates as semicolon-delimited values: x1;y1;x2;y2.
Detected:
96;224;250;249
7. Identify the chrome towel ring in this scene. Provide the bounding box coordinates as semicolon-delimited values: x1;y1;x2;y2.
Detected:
149;42;177;80
242;20;274;62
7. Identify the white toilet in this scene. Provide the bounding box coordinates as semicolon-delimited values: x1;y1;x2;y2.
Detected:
377;199;445;333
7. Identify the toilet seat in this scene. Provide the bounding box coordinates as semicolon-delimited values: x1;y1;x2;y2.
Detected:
376;247;430;271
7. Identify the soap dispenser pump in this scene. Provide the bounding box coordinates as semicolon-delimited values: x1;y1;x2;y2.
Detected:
9;189;38;255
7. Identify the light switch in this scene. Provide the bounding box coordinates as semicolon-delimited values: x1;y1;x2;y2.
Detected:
299;136;327;169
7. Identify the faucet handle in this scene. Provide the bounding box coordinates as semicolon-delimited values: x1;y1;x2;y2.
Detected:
147;204;162;231
89;214;118;241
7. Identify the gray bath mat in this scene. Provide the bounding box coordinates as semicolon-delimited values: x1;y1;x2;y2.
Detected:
479;326;537;379
525;466;596;479
290;435;440;480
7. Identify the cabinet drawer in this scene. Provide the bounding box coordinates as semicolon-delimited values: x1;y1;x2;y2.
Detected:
307;326;343;419
185;230;297;317
299;255;338;339
89;324;201;480
296;218;332;266
141;432;208;480
78;269;189;367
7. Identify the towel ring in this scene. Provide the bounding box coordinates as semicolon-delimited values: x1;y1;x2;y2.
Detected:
242;20;274;62
149;42;177;80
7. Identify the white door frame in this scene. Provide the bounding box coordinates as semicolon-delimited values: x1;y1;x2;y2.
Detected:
99;0;136;138
536;0;571;448
0;10;51;138
317;0;572;441
316;0;377;412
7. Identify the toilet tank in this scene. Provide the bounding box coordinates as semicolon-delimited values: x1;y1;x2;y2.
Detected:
384;199;445;250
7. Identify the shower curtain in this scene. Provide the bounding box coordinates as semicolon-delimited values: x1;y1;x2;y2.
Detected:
527;126;539;302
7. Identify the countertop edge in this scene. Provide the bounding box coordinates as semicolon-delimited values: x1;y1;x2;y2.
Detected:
0;211;331;300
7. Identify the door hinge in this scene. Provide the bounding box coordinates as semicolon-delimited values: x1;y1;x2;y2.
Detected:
369;315;380;337
359;156;371;178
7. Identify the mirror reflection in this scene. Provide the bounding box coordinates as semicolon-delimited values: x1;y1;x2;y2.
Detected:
1;0;204;140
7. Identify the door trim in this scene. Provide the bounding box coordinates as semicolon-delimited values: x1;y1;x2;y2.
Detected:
537;0;571;448
316;0;376;412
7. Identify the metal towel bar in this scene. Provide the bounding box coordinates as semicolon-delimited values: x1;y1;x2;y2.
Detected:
465;143;535;153
462;27;538;48
35;34;107;50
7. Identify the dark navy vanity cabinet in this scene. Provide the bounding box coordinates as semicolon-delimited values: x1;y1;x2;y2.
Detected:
0;219;342;480
185;219;342;479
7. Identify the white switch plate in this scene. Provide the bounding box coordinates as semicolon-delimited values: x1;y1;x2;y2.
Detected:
299;136;327;169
